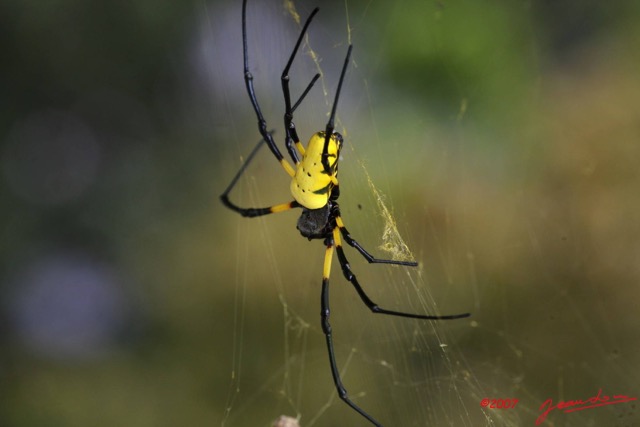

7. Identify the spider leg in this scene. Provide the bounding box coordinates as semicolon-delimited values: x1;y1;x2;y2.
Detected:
322;44;352;174
332;227;470;320
220;135;300;218
334;214;418;266
242;0;295;178
321;236;384;427
282;8;321;164
221;197;299;219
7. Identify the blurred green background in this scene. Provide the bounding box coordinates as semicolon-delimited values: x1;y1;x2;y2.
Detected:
2;0;640;426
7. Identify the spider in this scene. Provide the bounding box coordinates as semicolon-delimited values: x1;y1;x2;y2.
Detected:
220;1;470;425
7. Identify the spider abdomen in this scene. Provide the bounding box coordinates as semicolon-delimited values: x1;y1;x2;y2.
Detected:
290;131;342;209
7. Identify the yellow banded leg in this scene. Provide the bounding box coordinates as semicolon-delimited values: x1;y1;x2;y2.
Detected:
332;226;343;251
270;201;297;214
220;195;298;218
280;158;296;177
323;243;334;280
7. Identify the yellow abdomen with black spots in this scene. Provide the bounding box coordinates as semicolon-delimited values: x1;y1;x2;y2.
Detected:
290;131;342;209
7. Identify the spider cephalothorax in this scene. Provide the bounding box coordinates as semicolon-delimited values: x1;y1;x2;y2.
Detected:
219;1;469;425
297;204;332;240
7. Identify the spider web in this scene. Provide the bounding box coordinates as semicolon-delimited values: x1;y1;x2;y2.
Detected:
209;2;490;425
202;1;640;427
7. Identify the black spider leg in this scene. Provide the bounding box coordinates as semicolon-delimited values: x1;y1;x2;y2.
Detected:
221;135;266;202
220;134;300;217
242;0;294;177
322;224;468;427
336;245;471;320
321;235;384;427
332;205;470;318
219;73;316;218
322;44;353;174
281;7;321;164
221;0;319;218
341;232;417;266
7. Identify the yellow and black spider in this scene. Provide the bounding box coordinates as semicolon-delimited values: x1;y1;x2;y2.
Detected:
220;1;470;425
